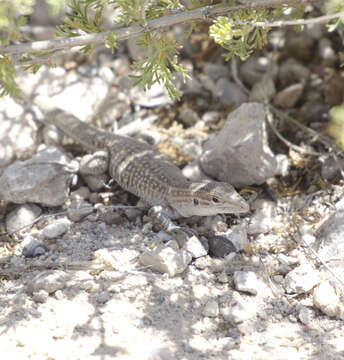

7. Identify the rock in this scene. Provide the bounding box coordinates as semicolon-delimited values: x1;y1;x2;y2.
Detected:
276;253;300;274
70;186;91;201
139;243;192;277
79;151;109;175
0;147;75;206
130;82;172;108
203;62;229;81
98;66;115;84
6;204;42;234
183;235;208;258
96;291;111;304
278;59;310;87
32;289;49;303
318;38;337;64
112;57;131;76
249;74;276;102
297;305;313;325
274;83;304;108
203;299;219;317
276;154;289;177
42;218;71;239
95;95;131;127
182;160;213;182
208;225;248;257
94;248;117;269
97;207;127;226
217;272;229;283
22;236;48;258
182;76;204;96
214;78;247;107
233;271;260;295
313;281;344;319
321;156;344;181
199;74;216;94
67;200;94;222
201;111;221;125
82;173;109;191
208;233;236;258
240;56;278;86
28;270;69;294
248;200;278;234
220;292;257;324
179;108;200;127
284;264;321;294
200;103;279;187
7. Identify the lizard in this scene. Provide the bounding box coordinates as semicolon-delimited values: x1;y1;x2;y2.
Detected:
45;109;249;225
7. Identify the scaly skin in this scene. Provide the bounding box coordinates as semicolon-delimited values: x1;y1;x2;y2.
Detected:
46;109;249;217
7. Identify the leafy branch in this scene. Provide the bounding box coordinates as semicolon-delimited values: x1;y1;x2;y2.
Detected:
131;31;189;99
0;0;343;100
209;8;271;61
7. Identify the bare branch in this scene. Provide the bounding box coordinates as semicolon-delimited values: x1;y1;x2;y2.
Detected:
1;0;313;57
234;10;344;28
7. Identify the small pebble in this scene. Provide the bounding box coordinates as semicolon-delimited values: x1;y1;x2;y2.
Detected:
22;235;48;258
203;299;219;318
233;271;260;295
42;218;71;239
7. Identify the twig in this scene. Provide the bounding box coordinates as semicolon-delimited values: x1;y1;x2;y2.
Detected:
269;105;344;178
1;0;313;59
265;104;324;156
232;10;344;28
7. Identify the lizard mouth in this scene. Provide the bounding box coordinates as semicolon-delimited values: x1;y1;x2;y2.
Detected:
227;193;250;214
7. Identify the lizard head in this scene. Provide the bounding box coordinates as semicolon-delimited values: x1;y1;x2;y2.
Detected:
170;181;249;217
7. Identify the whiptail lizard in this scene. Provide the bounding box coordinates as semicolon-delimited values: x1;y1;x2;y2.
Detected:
45;109;249;221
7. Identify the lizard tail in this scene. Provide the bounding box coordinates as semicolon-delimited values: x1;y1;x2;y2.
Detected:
45;109;113;150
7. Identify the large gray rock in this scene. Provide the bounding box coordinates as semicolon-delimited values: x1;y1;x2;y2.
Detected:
200;103;279;187
0;147;75;206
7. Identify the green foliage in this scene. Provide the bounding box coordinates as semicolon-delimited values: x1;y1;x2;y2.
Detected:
1;0;343;100
209;9;270;61
56;0;105;54
0;0;33;46
105;32;119;53
0;0;35;98
114;0;182;26
22;50;56;73
113;0;144;25
56;0;104;37
0;56;21;97
130;32;189;100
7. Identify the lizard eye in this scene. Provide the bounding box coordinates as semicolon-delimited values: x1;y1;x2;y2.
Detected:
212;197;219;203
193;199;199;206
